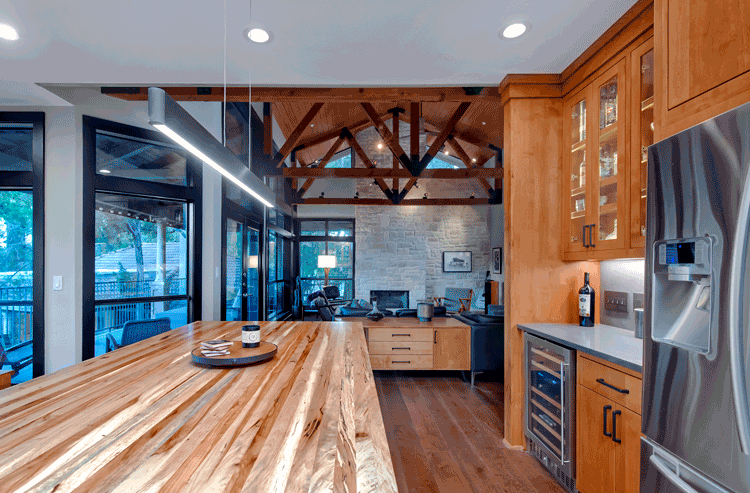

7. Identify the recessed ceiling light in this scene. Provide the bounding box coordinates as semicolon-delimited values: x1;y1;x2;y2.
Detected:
99;169;111;174
500;20;531;40
243;25;273;44
482;121;486;125
310;124;314;128
0;23;19;41
377;143;383;149
472;158;477;163
444;150;450;155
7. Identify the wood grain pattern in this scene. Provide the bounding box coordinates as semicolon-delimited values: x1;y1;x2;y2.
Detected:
503;94;601;447
375;371;565;493
654;0;750;140
433;328;470;370
0;321;397;493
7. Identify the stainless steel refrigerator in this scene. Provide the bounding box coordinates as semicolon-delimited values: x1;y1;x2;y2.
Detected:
642;101;750;492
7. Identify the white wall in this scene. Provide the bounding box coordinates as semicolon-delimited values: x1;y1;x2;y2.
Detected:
600;259;645;333
1;87;226;373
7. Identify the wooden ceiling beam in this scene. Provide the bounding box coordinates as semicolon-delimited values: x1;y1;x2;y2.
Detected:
421;118;500;152
292;112;396;156
414;102;471;176
101;86;501;102
361;103;413;172
297;197;492;206
446;136;494;197
410;103;420;164
343;129;393;201
281;167;503;178
276;103;324;167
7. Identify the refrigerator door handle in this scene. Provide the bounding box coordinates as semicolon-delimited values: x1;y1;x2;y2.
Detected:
649;452;732;493
728;166;750;456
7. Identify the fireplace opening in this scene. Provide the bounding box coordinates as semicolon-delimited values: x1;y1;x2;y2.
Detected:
370;290;409;309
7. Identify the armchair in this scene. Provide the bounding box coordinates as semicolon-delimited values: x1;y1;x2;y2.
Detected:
106;317;172;352
434;287;474;313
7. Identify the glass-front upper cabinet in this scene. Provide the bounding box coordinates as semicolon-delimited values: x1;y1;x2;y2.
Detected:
630;38;654;251
591;59;628;251
563;85;594;254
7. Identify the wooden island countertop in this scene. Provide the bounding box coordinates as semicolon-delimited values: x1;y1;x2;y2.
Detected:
0;321;397;493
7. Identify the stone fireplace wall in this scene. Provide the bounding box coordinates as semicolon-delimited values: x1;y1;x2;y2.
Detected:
355;205;492;308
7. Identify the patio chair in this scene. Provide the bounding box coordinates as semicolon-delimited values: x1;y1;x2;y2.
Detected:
434;287;474;313
106;317;172;352
0;343;20;376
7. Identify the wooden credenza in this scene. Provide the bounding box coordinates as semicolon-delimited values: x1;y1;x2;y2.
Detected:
352;317;471;371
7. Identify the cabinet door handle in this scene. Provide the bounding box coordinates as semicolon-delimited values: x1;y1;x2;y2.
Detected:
392;333;411;337
596;378;630;394
612;410;622;444
392;347;410;351
603;405;612;437
588;223;596;247
392;361;411;364
582;225;589;247
434;330;437;344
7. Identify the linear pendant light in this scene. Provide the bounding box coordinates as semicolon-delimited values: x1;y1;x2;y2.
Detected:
148;87;275;208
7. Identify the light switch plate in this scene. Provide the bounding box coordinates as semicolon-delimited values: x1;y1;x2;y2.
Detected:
604;290;628;313
53;276;63;291
633;293;644;310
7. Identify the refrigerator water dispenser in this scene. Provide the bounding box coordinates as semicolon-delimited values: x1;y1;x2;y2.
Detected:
651;237;714;355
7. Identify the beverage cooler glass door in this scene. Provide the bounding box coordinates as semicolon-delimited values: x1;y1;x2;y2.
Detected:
524;333;575;477
642;101;750;493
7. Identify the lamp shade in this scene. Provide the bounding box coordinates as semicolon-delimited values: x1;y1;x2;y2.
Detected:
247;255;259;269
317;255;337;269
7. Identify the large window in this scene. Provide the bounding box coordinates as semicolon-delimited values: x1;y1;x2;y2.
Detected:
0;113;44;384
83;117;202;359
267;211;293;321
298;219;354;301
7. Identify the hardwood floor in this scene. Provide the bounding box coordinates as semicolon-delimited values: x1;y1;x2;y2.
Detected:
374;371;565;493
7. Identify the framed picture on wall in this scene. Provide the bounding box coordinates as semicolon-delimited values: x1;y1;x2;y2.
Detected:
443;251;472;273
492;247;502;274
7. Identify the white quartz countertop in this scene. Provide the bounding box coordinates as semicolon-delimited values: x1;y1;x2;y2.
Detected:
518;323;643;373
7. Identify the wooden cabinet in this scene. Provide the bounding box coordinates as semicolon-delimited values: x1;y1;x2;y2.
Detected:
563;59;629;260
364;319;471;371
655;0;750;139
576;353;642;493
0;369;12;390
433;327;470;370
629;38;654;252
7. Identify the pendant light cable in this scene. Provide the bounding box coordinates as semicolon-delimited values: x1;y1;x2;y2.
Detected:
223;0;227;144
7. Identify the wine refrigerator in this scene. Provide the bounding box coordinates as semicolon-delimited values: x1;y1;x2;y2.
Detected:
524;332;577;493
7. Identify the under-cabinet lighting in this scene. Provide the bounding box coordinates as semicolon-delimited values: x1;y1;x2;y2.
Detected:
148;87;275;208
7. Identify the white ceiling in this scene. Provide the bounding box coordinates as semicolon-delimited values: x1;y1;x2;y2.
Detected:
0;0;637;87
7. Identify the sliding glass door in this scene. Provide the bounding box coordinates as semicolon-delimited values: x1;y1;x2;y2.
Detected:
0;113;44;384
224;215;261;322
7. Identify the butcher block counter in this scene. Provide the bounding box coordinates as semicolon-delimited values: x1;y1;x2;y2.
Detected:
0;321;397;493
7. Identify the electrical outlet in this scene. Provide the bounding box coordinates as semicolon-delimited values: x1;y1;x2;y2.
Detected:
604;290;628;313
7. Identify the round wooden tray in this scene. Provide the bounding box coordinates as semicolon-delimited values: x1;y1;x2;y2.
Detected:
191;341;277;367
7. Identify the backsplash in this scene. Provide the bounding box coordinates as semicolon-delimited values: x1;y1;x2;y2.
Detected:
600;259;645;333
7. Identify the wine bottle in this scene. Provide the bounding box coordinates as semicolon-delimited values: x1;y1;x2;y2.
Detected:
579;272;595;327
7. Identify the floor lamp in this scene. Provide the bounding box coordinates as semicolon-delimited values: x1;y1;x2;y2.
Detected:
318;255;337;287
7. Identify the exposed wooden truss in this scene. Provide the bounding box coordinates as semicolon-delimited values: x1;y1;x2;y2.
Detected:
276;103;324;167
298;198;493;206
281;168;503;178
101;86;501;103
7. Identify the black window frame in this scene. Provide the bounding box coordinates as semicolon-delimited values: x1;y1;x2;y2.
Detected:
296;218;355;301
82;116;203;360
0;112;45;378
266;211;294;321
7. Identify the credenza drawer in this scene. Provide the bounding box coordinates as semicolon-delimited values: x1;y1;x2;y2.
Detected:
368;328;434;342
370;355;432;370
368;341;433;355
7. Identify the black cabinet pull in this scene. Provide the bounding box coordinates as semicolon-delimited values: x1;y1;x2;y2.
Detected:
603;405;612;437
434;330;437;344
392;347;410;351
588;223;596;247
596;378;630;394
612;410;622;443
392;361;411;364
582;225;589;247
392;333;411;337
